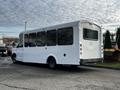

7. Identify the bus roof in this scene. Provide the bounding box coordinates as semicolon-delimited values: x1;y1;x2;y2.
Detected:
20;20;100;35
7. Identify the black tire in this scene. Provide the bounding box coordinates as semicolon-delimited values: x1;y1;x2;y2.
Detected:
47;57;56;69
11;54;17;63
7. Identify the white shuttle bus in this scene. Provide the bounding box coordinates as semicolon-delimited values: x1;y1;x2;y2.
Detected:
11;20;103;69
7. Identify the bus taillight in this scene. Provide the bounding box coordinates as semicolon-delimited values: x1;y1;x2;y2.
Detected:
80;44;82;47
80;44;82;55
101;45;103;51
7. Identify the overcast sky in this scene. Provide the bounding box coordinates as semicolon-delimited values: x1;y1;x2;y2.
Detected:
0;0;120;37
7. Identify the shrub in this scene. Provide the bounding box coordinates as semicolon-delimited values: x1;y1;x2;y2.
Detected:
104;30;112;49
116;28;120;49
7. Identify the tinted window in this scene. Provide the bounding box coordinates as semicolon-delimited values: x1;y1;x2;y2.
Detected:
58;27;73;45
17;43;23;48
24;34;29;47
47;30;56;46
83;28;98;40
29;33;36;47
36;31;46;46
19;33;23;43
18;33;23;48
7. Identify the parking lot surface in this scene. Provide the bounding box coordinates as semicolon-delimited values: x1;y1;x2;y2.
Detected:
0;57;120;90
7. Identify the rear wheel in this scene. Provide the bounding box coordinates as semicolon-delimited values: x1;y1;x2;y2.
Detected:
11;54;17;63
47;57;56;69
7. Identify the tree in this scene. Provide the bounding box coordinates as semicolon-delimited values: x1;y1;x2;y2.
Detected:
116;28;120;49
104;30;112;49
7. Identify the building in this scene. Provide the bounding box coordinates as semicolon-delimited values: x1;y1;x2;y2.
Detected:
0;36;18;46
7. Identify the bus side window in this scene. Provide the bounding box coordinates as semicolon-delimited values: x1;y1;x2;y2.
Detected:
47;30;56;46
17;33;23;48
36;31;46;46
24;34;29;47
16;44;19;48
58;27;73;45
29;33;36;47
17;43;23;48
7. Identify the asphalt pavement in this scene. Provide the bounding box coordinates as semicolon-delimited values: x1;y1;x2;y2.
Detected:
0;57;120;90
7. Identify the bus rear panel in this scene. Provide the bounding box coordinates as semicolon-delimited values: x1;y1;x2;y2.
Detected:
79;21;103;64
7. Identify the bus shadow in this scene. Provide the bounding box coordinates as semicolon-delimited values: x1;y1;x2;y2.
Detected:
15;62;97;73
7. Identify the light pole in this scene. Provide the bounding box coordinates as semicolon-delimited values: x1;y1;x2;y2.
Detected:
25;21;27;32
23;21;27;47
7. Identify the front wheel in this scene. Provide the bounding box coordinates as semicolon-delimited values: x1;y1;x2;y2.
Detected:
11;54;17;63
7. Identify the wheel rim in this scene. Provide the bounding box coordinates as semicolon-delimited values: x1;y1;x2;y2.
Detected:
49;60;55;69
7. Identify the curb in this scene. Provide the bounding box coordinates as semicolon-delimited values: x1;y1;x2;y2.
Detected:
84;65;120;70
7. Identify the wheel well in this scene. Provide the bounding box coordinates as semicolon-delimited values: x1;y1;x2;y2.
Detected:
47;56;56;64
12;53;16;57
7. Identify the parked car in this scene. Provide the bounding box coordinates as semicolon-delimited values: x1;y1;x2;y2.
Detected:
0;45;7;56
6;45;12;56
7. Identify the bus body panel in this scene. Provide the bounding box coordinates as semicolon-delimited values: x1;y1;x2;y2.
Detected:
12;48;23;62
12;20;103;65
23;47;46;63
23;25;80;65
51;25;79;65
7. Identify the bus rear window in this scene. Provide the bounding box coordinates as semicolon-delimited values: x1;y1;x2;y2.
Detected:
83;28;98;40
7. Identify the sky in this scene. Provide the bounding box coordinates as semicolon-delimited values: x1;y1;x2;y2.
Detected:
0;0;120;37
0;26;24;37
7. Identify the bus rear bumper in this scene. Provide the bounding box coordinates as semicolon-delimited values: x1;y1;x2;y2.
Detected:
80;58;103;65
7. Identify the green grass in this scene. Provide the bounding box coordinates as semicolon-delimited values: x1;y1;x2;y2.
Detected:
96;62;120;68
